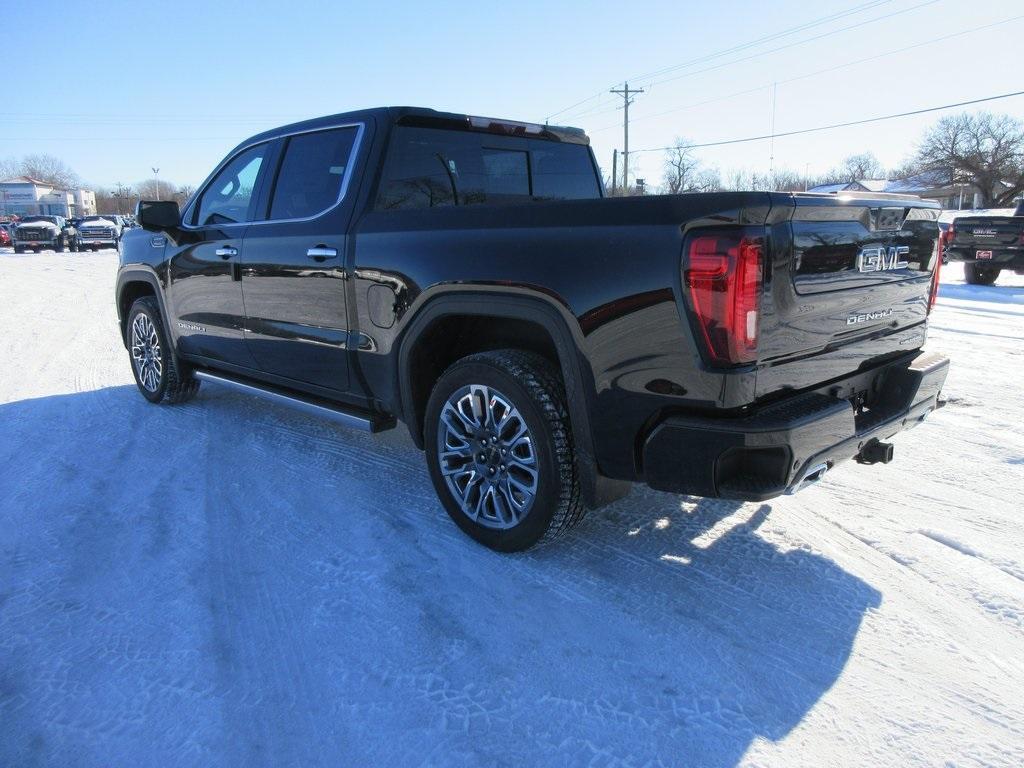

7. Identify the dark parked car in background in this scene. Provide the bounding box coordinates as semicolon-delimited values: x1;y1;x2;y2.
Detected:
941;199;1024;284
117;106;949;551
13;216;78;253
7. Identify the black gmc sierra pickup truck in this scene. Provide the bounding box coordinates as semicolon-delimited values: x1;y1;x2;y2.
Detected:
941;199;1024;285
117;106;949;551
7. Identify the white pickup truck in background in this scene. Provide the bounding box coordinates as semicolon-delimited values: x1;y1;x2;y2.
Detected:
77;214;124;251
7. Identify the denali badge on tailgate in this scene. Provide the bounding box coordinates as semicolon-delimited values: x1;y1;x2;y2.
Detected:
857;245;910;273
847;308;894;325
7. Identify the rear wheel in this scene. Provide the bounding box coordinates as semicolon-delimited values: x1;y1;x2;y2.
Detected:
424;350;584;552
965;263;1000;285
126;296;200;404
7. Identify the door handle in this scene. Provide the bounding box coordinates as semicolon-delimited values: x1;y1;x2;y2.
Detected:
307;246;338;262
215;246;238;259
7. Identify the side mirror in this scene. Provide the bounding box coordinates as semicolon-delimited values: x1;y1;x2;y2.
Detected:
136;200;180;231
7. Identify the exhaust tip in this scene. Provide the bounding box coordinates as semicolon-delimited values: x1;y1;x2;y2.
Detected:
789;462;830;494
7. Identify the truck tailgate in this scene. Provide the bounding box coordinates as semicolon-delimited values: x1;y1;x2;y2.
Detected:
948;214;1024;249
755;194;941;397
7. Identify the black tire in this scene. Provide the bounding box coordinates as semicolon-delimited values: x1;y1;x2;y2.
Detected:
14;246;24;254
55;236;66;253
424;350;584;552
126;296;200;404
964;263;1000;286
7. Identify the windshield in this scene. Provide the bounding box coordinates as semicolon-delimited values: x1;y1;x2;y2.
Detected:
20;216;57;225
82;215;115;222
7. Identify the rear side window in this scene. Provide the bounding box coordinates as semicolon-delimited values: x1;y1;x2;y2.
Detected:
269;126;360;220
376;128;483;210
193;143;267;226
376;126;598;210
531;143;601;200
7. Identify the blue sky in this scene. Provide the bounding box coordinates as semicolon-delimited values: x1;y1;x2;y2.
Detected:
4;0;1022;191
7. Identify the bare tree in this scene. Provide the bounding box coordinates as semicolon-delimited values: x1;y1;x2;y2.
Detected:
662;140;721;194
712;166;807;192
839;152;886;180
135;178;179;202
15;154;81;189
913;112;1024;207
177;184;196;205
0;156;19;180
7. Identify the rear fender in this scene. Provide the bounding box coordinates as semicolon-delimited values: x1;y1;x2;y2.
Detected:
397;291;629;509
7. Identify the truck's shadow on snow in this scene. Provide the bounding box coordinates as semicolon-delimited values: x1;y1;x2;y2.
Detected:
1;385;881;768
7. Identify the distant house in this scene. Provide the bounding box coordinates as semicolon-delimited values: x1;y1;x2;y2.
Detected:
807;171;983;209
0;176;97;218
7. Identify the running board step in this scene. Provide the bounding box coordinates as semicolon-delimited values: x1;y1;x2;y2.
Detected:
193;370;394;433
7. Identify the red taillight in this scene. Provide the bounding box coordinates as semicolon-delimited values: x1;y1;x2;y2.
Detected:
684;231;763;365
941;219;955;247
930;223;950;314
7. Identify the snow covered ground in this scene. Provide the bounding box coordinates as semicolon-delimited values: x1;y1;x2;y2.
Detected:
1;248;1022;767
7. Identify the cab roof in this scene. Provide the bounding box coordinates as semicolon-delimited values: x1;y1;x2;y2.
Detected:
241;106;589;148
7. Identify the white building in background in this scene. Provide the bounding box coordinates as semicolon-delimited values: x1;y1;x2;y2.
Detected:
0;177;97;218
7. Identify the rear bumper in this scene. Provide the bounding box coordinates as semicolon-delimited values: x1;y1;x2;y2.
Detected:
641;350;949;501
945;245;1024;268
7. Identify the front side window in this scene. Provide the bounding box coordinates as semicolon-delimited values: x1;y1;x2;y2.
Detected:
193;143;267;226
269;126;360;220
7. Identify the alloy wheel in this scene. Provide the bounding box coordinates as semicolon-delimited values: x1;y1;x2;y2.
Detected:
437;384;539;529
130;313;163;392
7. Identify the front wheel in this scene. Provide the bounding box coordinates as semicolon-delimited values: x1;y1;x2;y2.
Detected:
424;350;585;552
965;263;1000;285
126;296;200;404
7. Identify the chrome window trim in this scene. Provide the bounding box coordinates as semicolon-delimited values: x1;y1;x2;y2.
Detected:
182;121;366;230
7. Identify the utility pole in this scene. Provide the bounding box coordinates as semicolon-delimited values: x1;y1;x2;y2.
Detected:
611;149;618;195
152;167;161;201
768;82;778;185
610;82;643;193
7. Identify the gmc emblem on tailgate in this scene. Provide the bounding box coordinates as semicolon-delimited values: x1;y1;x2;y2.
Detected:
856;245;910;273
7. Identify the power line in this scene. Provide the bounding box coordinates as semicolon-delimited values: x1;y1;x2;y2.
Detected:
542;0;896;123
643;0;939;89
631;89;1024;154
552;0;938;125
586;13;1024;134
624;0;893;84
